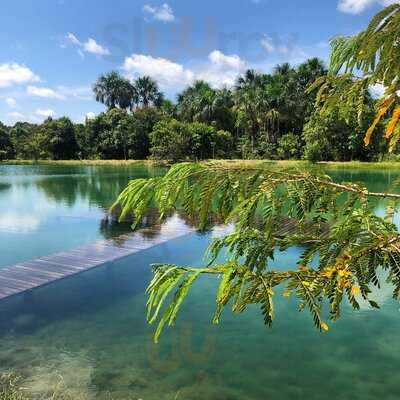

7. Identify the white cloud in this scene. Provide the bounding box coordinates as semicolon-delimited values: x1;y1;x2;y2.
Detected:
86;112;96;120
196;50;248;87
0;63;40;88
123;50;248;91
370;83;385;98
338;0;375;13
260;36;276;53
0;213;40;233
261;35;293;55
35;108;55;118
5;97;17;108
66;33;110;56
27;85;66;100
83;38;110;56
7;111;25;120
143;3;175;22
258;35;312;68
369;83;400;98
56;85;92;101
67;32;80;45
337;0;399;14
208;50;247;71
123;54;194;90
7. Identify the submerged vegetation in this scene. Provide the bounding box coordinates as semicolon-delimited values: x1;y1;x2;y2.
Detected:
0;372;75;400
112;4;400;342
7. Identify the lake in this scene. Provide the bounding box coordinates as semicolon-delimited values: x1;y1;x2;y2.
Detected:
0;164;400;400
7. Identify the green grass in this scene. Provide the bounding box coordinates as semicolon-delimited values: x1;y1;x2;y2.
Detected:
318;161;400;169
0;372;88;400
205;159;400;170
0;373;31;400
2;159;400;169
0;159;168;167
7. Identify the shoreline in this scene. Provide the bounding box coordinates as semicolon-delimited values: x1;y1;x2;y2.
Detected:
1;159;400;169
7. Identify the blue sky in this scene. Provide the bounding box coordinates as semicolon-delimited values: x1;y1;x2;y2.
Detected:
0;0;396;125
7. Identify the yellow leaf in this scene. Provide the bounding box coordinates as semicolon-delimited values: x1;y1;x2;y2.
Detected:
385;106;400;139
321;322;329;332
283;290;291;298
350;285;361;296
364;95;395;146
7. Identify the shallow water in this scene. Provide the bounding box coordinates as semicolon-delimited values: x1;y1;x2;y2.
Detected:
1;164;400;399
0;164;164;267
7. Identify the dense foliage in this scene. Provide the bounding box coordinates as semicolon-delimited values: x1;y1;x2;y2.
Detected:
114;161;400;342
112;4;400;342
312;3;400;151
0;57;394;162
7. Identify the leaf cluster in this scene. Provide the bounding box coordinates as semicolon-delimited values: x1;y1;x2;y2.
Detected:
113;162;400;341
310;4;400;150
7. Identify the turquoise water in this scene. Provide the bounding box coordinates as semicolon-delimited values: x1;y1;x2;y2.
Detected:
1;165;400;399
0;164;164;267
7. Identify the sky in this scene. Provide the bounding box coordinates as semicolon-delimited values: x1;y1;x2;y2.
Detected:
0;0;397;125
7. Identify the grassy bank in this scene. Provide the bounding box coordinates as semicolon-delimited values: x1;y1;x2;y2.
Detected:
200;159;400;170
318;161;400;170
1;159;400;169
0;159;168;167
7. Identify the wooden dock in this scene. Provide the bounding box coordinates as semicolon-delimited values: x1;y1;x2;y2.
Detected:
0;215;328;302
0;219;194;301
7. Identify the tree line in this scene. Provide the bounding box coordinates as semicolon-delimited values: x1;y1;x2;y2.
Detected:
0;58;391;162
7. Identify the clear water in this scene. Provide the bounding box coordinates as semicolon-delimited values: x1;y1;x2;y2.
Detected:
0;164;400;400
0;164;164;267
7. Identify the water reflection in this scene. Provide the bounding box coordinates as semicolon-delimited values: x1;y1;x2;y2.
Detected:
0;164;166;266
0;213;40;233
0;183;11;192
0;164;399;269
1;166;400;398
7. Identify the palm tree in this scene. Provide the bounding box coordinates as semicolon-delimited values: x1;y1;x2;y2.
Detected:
235;70;281;151
273;62;293;77
211;88;235;132
93;71;136;110
177;81;216;123
133;76;163;108
296;58;327;87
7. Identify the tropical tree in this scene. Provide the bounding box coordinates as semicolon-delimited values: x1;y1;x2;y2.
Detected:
0;127;14;160
303;107;382;162
128;107;164;159
276;133;303;160
211;88;236;133
150;119;192;162
311;3;400;151
36;117;79;160
235;70;280;152
133;76;164;109
177;81;216;123
84;107;163;160
84;109;127;159
93;71;136;110
113;4;400;343
150;119;232;162
278;58;327;135
177;81;235;133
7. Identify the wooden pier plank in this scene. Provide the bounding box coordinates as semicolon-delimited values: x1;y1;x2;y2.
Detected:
0;217;328;302
0;223;194;301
